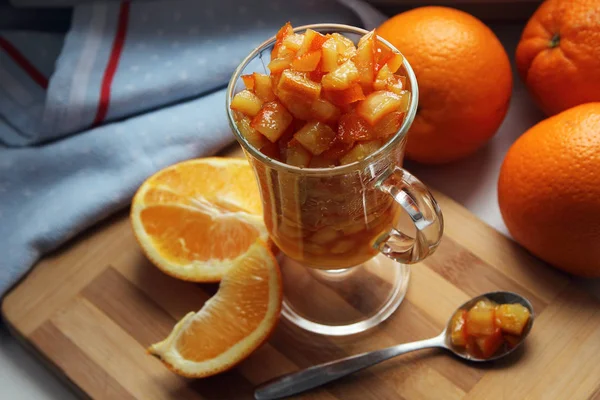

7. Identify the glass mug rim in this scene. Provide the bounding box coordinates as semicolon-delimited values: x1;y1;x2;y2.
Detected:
226;23;419;176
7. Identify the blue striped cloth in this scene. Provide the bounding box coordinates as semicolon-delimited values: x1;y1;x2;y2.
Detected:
0;0;385;295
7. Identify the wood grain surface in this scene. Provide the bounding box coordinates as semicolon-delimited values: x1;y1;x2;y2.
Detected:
3;144;600;400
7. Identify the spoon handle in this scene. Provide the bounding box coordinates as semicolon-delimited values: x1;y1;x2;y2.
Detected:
254;334;446;400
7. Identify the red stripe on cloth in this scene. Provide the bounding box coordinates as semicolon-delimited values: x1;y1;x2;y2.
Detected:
93;1;130;126
0;36;49;89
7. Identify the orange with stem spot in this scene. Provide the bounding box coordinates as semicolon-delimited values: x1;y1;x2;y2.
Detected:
516;0;600;116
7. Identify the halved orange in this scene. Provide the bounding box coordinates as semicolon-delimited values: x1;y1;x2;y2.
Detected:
131;157;268;282
149;241;282;377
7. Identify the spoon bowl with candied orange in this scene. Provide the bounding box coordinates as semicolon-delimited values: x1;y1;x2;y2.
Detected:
254;291;534;400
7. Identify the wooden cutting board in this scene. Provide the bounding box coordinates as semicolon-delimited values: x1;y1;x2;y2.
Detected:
3;145;600;400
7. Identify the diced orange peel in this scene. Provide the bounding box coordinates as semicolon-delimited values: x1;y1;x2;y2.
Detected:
231;22;412;167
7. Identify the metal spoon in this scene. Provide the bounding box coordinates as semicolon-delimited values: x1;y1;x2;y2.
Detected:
255;291;534;400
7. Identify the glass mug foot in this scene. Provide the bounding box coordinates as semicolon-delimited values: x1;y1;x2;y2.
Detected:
279;253;410;336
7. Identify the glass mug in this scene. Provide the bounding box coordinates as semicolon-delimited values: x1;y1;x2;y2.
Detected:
226;24;443;336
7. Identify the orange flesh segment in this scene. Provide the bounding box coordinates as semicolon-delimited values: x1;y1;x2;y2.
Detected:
140;205;261;264
142;187;190;206
176;244;275;361
141;161;262;215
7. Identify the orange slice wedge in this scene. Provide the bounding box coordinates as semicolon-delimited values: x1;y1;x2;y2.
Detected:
131;158;268;282
149;241;282;377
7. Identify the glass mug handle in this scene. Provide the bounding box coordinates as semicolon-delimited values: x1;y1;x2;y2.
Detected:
375;166;444;264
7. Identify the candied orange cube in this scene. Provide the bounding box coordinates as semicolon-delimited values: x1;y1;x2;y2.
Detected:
375;42;403;73
356;90;409;125
321;38;339;73
282;33;304;52
450;310;468;347
230;89;263;117
353;30;376;88
321;59;360;90
475;327;503;358
278;92;323;122
371;111;402;140
330;239;355;254
495;304;531;336
310;33;328;52
253;73;276;102
466;302;497;337
503;334;521;349
260;141;280;160
385;52;403;74
466;336;482;358
278;69;322;101
312;98;340;124
374;42;385;56
271;72;282;88
278;96;312;121
271;22;294;59
373;64;406;94
275;22;293;42
323;84;365;106
297;29;327;56
251;101;293;143
267;56;293;74
277;91;337;124
474;299;498;309
338;113;371;144
241;74;255;90
308;64;327;83
398;90;411;112
339;140;382;165
331;33;356;63
331;33;354;50
310;226;341;244
234;112;269;149
272;45;296;62
292;50;321;72
339;45;357;64
286;141;312;167
278;47;297;60
386;75;406;95
320;138;353;161
373;64;393;91
304;242;326;256
293;121;336;155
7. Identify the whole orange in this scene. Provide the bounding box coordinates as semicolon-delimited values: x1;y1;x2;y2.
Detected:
516;0;600;116
377;6;512;164
498;103;600;277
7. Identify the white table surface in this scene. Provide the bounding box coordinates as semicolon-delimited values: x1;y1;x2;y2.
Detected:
1;23;599;400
